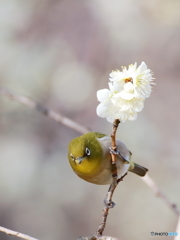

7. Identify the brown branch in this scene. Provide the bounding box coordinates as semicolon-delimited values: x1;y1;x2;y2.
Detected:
110;119;121;190
96;173;127;237
0;87;89;134
110;119;120;165
96;119;126;237
0;226;39;240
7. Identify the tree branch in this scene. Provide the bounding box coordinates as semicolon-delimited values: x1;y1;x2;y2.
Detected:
0;226;39;240
0;87;89;134
96;173;127;237
110;119;120;165
96;119;126;237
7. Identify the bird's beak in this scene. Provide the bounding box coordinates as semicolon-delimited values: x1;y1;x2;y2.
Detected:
75;156;84;165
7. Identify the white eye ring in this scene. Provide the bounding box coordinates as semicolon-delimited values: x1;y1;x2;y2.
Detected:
85;148;91;156
70;153;75;161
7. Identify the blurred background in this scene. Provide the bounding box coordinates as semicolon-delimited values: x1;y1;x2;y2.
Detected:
0;0;180;240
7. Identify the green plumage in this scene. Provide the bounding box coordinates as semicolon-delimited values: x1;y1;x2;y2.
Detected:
68;132;148;185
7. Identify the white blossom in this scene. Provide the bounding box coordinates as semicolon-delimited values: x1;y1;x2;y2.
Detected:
109;62;154;99
96;62;154;123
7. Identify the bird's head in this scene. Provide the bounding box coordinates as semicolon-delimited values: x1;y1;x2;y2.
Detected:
68;132;106;177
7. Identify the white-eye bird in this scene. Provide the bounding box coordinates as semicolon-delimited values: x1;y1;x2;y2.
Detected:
68;132;148;185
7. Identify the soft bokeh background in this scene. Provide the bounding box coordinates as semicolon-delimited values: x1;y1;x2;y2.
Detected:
0;0;180;240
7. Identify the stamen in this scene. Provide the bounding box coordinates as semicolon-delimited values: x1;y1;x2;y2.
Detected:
125;77;133;83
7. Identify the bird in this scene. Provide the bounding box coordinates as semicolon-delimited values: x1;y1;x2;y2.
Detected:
68;132;148;185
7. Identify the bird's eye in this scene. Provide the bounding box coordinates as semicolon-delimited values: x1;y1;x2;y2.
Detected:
70;153;75;161
85;147;91;156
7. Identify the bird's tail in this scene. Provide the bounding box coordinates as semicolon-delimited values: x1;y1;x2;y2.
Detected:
128;162;148;177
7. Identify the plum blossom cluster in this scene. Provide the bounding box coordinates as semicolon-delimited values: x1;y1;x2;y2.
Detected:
96;62;154;123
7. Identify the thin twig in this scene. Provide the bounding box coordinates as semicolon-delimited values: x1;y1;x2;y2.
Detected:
110;119;120;165
0;87;89;134
0;226;39;240
142;174;180;216
96;173;127;237
96;119;125;237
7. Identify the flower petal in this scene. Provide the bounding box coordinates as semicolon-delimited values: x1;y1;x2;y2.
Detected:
120;91;134;100
137;61;147;73
96;103;108;118
97;89;112;102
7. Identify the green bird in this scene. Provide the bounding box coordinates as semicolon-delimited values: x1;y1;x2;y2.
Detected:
68;132;148;185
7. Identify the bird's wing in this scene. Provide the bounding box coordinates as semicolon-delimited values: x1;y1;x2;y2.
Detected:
97;136;131;163
116;139;131;163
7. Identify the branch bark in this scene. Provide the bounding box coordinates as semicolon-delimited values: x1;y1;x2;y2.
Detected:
96;173;127;237
0;87;89;134
0;226;39;240
96;119;126;237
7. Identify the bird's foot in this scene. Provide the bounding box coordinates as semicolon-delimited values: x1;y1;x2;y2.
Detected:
109;147;120;156
104;199;116;209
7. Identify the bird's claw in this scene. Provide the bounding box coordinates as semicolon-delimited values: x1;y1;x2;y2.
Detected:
104;199;116;208
109;147;119;156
